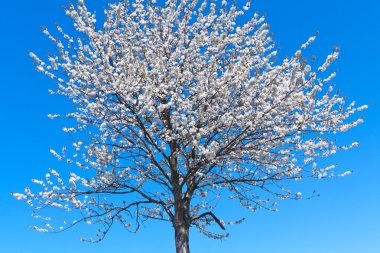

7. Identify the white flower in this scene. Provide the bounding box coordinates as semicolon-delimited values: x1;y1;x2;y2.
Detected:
12;193;26;200
339;171;352;177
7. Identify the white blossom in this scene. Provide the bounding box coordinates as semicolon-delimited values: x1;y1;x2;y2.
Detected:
15;0;365;246
12;193;26;200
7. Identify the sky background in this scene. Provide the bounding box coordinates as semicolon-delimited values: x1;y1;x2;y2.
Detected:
0;0;379;252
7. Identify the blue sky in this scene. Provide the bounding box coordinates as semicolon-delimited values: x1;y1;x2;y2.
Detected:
0;0;379;252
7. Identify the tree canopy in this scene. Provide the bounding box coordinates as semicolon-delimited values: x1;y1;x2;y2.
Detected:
14;1;366;252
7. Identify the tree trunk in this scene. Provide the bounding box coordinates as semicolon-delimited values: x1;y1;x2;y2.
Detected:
174;224;190;253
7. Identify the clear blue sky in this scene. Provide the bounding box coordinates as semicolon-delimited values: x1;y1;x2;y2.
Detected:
1;0;379;252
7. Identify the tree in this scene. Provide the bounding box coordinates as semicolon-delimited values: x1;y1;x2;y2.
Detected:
14;0;366;252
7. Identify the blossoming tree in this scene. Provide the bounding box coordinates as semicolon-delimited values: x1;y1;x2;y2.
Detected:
14;0;366;252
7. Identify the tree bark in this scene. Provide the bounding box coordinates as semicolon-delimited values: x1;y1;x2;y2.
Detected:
173;197;191;253
174;223;190;253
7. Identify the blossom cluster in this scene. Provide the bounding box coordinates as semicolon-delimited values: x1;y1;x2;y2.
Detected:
15;0;365;240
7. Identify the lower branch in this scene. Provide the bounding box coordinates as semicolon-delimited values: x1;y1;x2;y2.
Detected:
191;211;226;230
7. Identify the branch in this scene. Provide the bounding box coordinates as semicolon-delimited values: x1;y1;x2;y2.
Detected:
192;211;226;230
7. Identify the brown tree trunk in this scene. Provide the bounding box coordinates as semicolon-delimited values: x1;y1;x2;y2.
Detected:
174;223;190;253
170;145;191;253
173;196;191;253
